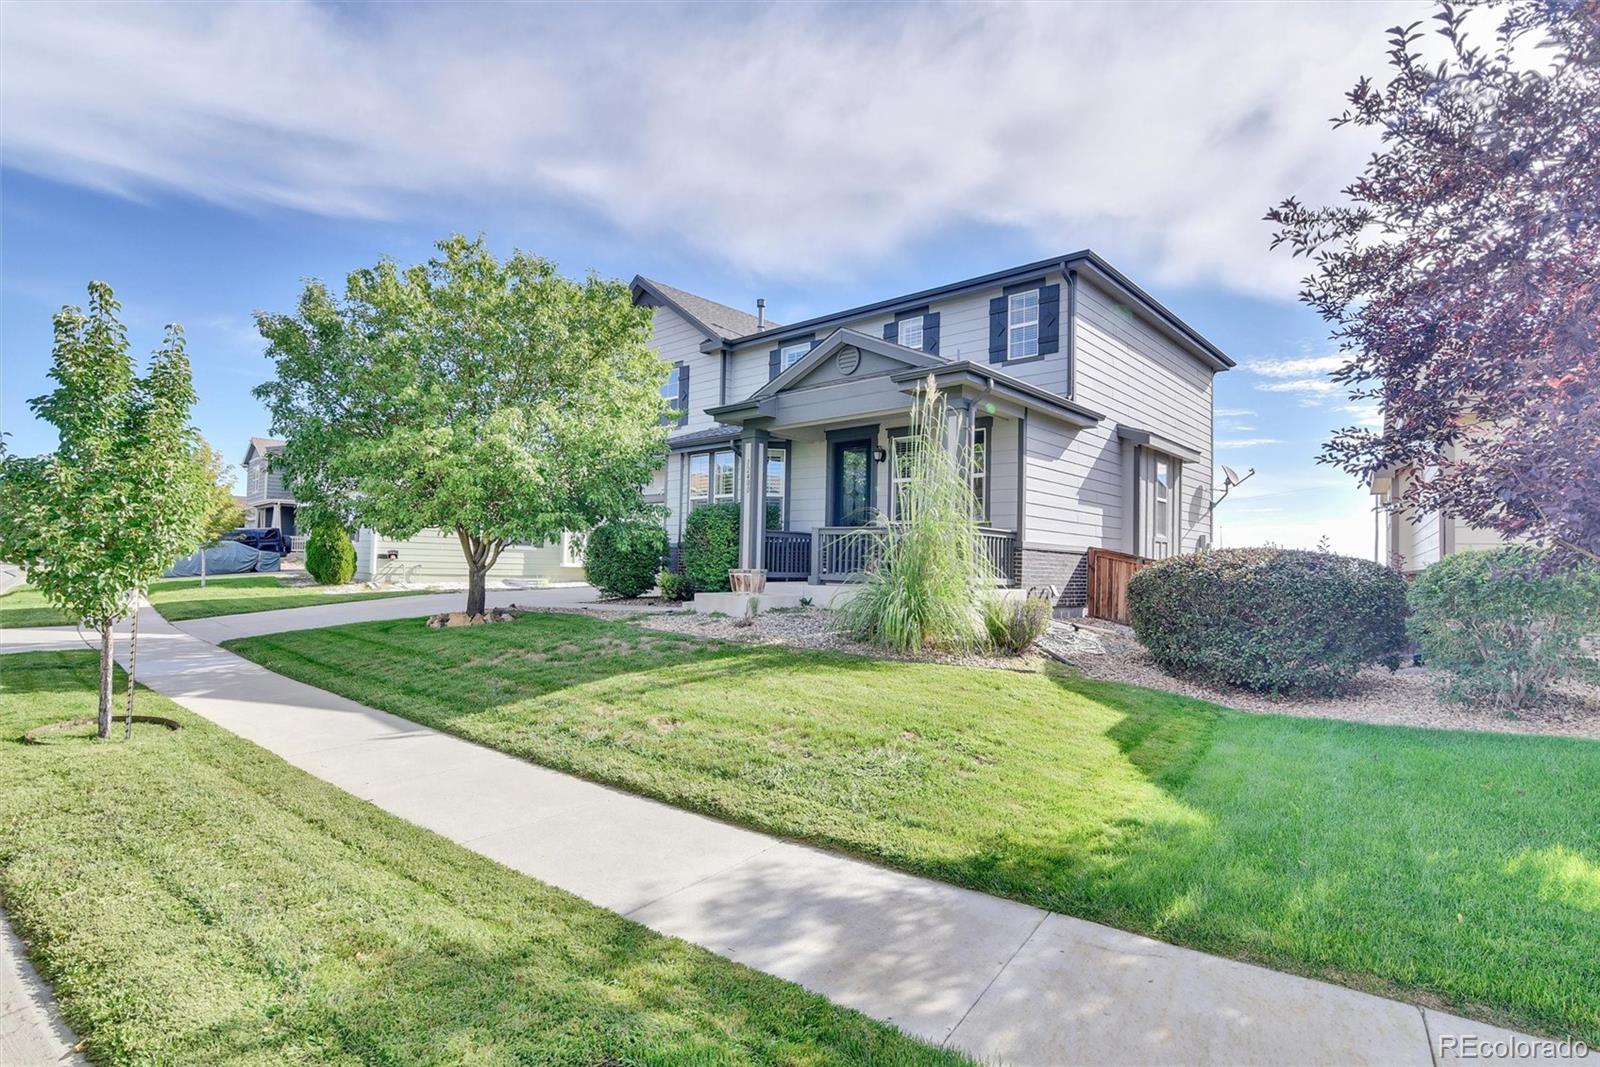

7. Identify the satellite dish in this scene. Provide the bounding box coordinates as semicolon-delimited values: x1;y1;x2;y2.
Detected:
1223;465;1242;486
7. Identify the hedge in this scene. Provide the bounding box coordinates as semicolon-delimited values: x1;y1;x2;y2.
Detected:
680;502;781;592
1408;547;1600;708
584;521;667;599
304;525;356;585
1127;547;1408;695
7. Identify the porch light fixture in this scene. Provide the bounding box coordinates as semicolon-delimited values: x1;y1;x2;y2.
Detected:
872;446;888;464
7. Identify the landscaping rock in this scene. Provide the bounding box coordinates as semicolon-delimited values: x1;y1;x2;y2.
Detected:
425;608;521;629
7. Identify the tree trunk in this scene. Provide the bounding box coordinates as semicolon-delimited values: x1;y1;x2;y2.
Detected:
466;564;488;616
455;528;506;617
98;620;114;740
125;595;139;739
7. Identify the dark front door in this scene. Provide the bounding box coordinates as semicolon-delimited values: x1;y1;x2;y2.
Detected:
280;506;296;538
830;440;873;527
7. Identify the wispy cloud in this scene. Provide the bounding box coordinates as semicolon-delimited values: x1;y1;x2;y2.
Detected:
0;1;1404;293
1215;407;1256;419
1217;437;1283;449
1340;402;1382;427
1244;354;1348;378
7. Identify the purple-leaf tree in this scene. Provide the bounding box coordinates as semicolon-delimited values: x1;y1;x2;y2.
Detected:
1267;0;1599;564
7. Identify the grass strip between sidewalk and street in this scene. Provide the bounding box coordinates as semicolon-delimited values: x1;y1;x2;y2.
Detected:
0;650;963;1066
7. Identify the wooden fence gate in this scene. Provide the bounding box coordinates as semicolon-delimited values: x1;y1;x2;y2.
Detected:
1087;548;1151;625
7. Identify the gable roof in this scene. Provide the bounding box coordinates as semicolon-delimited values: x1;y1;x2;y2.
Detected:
243;437;284;464
631;276;776;342
751;328;945;401
700;250;1234;371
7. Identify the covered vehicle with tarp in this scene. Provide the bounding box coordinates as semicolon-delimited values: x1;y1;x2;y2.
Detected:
164;539;281;577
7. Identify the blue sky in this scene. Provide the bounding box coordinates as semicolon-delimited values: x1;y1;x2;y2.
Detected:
0;1;1416;555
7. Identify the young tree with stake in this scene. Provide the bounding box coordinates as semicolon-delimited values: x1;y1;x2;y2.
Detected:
0;283;209;738
254;236;669;615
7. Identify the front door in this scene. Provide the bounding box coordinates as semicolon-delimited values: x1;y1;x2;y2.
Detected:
830;439;873;526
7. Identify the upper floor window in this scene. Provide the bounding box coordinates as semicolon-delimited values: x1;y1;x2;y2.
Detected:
661;364;681;425
897;315;924;351
1008;290;1040;359
780;341;810;370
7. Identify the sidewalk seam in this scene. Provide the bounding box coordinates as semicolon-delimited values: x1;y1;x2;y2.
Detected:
940;909;1050;1048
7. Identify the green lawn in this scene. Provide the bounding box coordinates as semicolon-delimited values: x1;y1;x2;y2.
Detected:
229;612;1600;1043
145;574;428;621
0;651;961;1066
0;576;428;628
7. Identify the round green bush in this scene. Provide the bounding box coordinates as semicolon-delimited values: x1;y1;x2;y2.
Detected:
584;521;667;599
1127;547;1408;695
657;569;694;602
1408;547;1600;708
304;525;357;585
681;502;787;593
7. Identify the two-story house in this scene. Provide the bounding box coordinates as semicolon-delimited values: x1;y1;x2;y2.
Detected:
634;250;1232;610
242;438;297;537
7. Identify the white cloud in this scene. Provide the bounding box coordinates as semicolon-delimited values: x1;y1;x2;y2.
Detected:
1243;354;1349;378
1214;407;1256;418
1340;402;1383;427
0;1;1406;294
1253;377;1345;402
1216;437;1283;449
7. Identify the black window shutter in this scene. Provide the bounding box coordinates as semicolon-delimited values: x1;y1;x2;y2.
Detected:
882;321;898;342
769;347;781;380
923;312;941;356
988;297;1007;363
677;364;690;427
1039;284;1061;355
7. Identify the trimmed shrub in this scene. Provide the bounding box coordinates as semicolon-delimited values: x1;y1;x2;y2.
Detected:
1127;547;1408;695
680;502;782;592
304;525;356;585
981;593;1053;655
658;569;694;602
584;521;667;599
835;381;992;652
1408;547;1600;708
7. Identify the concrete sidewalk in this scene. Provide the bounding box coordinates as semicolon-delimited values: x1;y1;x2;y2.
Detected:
2;907;86;1066
76;604;1572;1066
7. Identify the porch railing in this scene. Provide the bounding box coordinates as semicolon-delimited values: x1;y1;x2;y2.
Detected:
764;530;812;580
811;525;1017;585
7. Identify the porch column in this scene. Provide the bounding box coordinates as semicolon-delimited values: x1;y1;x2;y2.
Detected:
738;428;770;572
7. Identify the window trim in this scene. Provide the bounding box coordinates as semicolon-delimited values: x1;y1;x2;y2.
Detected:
886;419;991;522
780;341;811;370
897;314;924;351
765;446;787;527
1007;289;1040;361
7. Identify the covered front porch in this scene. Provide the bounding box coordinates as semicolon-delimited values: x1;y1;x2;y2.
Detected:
680;327;1097;591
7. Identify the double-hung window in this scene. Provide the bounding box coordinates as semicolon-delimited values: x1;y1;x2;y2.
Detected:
765;448;786;526
687;453;711;508
897;315;924;351
713;450;736;502
660;364;681;424
888;429;987;520
971;425;988;521
1152;455;1172;559
780;341;810;370
1007;290;1040;360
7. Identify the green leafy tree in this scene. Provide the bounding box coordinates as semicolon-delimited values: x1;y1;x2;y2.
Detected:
196;439;246;542
255;235;667;615
0;283;209;737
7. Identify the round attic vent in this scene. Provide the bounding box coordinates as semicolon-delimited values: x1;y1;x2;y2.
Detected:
837;348;861;376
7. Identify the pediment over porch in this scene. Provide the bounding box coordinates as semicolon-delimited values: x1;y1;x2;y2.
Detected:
754;328;946;400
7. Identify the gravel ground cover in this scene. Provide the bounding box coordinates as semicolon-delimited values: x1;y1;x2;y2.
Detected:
635;607;1600;740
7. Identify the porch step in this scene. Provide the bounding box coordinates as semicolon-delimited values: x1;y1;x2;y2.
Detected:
690;582;856;615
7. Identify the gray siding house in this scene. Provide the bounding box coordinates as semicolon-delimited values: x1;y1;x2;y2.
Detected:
635;251;1232;609
242;437;297;537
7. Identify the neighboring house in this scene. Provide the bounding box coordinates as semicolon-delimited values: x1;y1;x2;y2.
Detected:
242;438;297;536
244;436;585;586
634;251;1232;610
353;528;586;586
1370;449;1514;575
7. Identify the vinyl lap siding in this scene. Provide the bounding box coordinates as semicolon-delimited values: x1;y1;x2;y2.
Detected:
355;528;583;585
